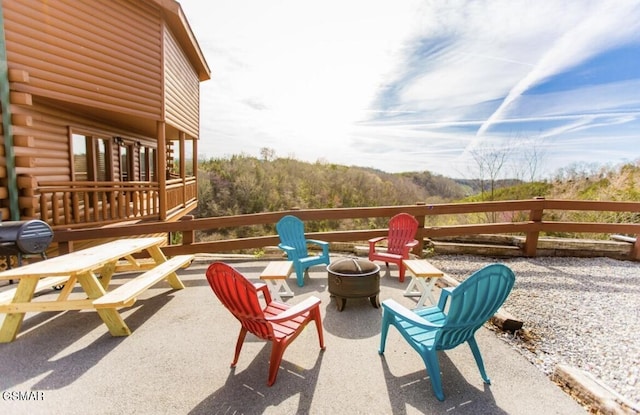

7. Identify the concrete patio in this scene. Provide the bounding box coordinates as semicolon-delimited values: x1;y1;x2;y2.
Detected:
0;256;586;414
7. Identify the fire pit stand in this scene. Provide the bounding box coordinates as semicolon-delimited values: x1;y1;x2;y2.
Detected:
327;257;381;311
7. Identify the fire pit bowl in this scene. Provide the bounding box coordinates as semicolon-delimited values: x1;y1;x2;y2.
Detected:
327;257;380;311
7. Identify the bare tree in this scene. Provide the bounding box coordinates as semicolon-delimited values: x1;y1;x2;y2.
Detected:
470;140;512;201
513;134;547;182
259;147;276;161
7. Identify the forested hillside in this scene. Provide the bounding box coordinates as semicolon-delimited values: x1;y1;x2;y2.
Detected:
195;155;640;231
194;155;639;240
195;155;468;218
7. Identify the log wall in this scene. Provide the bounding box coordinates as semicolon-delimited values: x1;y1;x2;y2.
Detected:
0;0;208;222
3;0;163;121
164;24;200;138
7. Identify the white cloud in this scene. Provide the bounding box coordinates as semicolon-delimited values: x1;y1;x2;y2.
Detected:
181;0;640;177
473;1;640;137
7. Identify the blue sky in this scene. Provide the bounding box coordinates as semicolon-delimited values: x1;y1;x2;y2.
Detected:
180;0;640;179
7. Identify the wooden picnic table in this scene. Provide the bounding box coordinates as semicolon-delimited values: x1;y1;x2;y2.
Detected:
0;237;192;342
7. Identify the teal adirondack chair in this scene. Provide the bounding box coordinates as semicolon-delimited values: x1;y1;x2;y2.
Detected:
276;215;330;287
378;263;516;401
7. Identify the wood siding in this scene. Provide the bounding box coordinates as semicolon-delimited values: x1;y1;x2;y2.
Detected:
164;25;200;138
3;0;163;121
6;100;155;218
0;0;209;224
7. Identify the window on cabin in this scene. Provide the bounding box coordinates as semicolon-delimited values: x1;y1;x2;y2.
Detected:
166;140;194;178
150;147;157;181
168;140;179;178
118;142;132;181
138;145;157;181
185;141;194;176
72;134;110;181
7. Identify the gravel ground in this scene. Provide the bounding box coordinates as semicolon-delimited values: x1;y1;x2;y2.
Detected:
427;254;640;408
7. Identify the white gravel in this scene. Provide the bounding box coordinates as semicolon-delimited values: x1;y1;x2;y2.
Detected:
428;254;640;407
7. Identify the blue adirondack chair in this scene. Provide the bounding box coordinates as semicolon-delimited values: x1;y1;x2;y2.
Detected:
378;263;516;401
276;215;330;287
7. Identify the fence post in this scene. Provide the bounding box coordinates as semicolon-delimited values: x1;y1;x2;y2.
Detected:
414;202;426;256
57;229;73;254
632;235;640;261
180;215;195;246
524;197;544;257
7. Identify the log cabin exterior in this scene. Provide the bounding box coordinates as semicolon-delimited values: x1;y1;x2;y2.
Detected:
0;0;210;229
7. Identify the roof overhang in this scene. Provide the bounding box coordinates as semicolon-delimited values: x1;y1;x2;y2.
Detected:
151;0;211;81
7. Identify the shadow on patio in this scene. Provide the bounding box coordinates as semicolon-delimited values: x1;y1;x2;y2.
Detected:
0;258;586;415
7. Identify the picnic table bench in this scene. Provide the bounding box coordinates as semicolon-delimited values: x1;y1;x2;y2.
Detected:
94;254;192;309
0;237;193;342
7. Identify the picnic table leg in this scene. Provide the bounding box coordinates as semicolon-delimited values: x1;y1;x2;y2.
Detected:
76;271;131;337
0;278;38;343
55;275;77;301
146;245;186;290
98;261;118;289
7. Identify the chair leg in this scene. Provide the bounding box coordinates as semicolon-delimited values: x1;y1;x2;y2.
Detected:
468;336;490;384
231;328;248;367
267;341;287;386
378;309;391;354
295;265;305;287
311;307;326;350
398;262;406;283
423;350;445;401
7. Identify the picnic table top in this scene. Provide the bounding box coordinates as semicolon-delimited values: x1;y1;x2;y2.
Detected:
0;237;165;280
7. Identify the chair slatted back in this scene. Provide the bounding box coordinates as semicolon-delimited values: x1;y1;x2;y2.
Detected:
436;264;515;350
386;213;419;254
276;215;309;257
206;262;275;341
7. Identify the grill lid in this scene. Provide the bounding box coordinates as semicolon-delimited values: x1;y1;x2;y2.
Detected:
0;220;54;254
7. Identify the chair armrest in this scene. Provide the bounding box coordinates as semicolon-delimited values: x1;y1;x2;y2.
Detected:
307;239;328;248
278;243;295;253
278;243;299;259
267;296;321;322
406;239;419;248
382;299;442;329
437;286;454;310
399;239;420;256
369;237;387;252
254;282;273;303
307;239;329;256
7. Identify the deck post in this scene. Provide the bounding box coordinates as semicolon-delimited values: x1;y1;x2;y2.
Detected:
414;202;426;256
181;215;195;246
157;121;167;220
631;235;640;261
524;197;545;257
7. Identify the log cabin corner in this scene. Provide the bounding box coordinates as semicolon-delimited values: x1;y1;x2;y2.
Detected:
0;0;210;234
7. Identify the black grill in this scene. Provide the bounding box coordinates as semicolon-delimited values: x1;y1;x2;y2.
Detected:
0;220;54;273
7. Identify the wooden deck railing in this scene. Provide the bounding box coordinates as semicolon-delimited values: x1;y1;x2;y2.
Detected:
166;177;197;215
52;198;640;260
35;177;196;228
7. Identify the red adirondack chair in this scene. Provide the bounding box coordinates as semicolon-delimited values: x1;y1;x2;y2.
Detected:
205;262;326;386
368;213;419;282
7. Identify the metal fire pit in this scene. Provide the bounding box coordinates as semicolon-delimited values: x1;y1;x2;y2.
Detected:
327;257;381;311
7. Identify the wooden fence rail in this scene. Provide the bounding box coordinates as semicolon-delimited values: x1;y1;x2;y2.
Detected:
52;198;640;260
